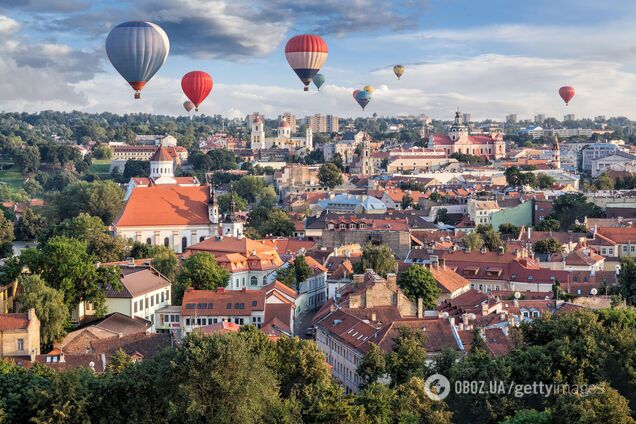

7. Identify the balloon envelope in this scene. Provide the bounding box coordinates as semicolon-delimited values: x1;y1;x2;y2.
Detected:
181;71;213;111
313;73;326;90
183;101;194;112
106;21;170;99
285;34;328;91
363;85;374;94
354;90;371;110
393;65;405;80
559;86;575;105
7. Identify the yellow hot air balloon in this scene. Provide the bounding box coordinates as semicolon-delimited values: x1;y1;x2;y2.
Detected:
393;65;405;80
363;85;374;94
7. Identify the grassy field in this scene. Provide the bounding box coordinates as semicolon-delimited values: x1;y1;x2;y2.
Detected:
0;162;26;201
89;159;111;178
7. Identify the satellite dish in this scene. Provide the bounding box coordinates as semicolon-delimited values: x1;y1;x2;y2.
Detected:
88;361;95;370
590;288;598;296
467;313;477;320
514;291;521;299
441;312;449;319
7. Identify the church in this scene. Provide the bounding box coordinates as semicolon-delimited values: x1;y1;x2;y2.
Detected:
114;146;244;253
428;110;506;160
250;115;313;154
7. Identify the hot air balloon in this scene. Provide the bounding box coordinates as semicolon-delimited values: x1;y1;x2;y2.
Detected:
363;85;374;94
285;34;328;91
313;73;326;90
183;101;194;112
354;89;371;110
106;21;170;99
181;71;213;111
559;86;575;106
393;65;405;80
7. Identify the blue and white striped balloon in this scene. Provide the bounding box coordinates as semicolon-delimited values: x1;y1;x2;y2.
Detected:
106;21;170;99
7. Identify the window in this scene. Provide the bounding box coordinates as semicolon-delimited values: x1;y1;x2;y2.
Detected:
161;292;164;303
349;223;356;229
199;236;205;242
134;302;138;313
156;293;159;304
145;298;149;309
150;296;154;307
263;276;267;285
250;276;258;286
359;223;366;229
252;300;257;306
339;223;346;230
164;237;170;247
208;303;214;309
227;303;232;309
146;237;152;245
17;339;24;351
181;237;188;252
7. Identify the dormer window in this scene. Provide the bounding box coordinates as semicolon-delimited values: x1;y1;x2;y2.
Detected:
360;223;366;229
339;223;346;230
328;223;334;230
349;223;356;229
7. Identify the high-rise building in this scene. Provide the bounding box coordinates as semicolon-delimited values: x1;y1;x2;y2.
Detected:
304;114;339;133
325;115;339;133
506;114;518;124
278;113;297;133
462;113;471;124
534;114;546;123
564;114;575;121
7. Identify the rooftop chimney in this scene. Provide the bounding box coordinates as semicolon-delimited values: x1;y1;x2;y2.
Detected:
417;298;424;318
386;273;397;290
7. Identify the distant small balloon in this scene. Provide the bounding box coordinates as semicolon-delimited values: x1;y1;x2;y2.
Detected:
183;101;194;112
559;86;575;106
363;85;374;94
393;65;405;80
313;73;326;90
354;89;371;110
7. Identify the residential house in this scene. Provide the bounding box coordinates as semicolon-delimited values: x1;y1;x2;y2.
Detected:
0;309;40;361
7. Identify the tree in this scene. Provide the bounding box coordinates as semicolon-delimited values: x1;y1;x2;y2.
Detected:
218;193;248;214
463;232;484;252
234;176;272;203
25;237;112;312
93;144;113;159
123;159;150;180
130;241;152;259
386;327;428;386
401;193;413;210
619;257;636;305
14;208;46;241
552;383;634;424
435;208;449;224
358;244;397;277
318;163;343;189
498;223;520;236
261;209;294;237
534;237;563;254
398;265;441;307
357;343;386;387
175;252;229;303
14;146;40;175
536;217;560;231
476;224;503;251
535;173;556;189
0;214;14;259
108;348;133;373
48;181;124;225
550;193;604;231
23;179;42;198
18;274;69;346
596;172;615;190
501;409;551;424
207;149;239;170
151;246;178;281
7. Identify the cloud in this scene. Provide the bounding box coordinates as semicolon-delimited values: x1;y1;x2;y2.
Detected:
0;0;88;13
0;14;18;33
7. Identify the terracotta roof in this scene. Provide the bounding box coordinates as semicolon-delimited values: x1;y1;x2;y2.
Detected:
377;319;461;353
0;313;29;330
432;134;502;146
197;322;241;334
564;249;604;266
104;267;171;299
262;238;316;255
150;146;174;162
429;265;471;294
115;185;210;227
596;227;636;244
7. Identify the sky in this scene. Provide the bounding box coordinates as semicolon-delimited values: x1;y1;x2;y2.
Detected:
0;0;635;121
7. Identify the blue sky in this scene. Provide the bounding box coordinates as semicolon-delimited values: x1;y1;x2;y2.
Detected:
0;0;635;120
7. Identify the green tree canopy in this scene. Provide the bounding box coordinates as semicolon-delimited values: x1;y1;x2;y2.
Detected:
18;274;69;346
318;162;343;189
175;252;229;303
397;264;441;308
357;243;397;277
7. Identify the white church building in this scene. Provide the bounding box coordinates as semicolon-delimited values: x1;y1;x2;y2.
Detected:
250;115;313;154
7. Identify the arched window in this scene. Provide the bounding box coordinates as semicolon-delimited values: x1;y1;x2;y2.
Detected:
262;276;267;285
199;236;205;242
181;237;188;252
250;276;258;286
163;237;170;247
145;237;152;245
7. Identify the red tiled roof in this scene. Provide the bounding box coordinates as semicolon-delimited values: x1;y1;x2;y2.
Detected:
150;146;175;162
0;313;29;330
115;185;210;227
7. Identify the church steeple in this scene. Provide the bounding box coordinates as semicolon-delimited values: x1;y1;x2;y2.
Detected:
448;109;467;142
208;183;219;225
222;185;245;238
552;134;561;169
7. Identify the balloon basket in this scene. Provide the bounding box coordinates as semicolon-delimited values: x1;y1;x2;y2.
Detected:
134;92;140;99
304;87;308;92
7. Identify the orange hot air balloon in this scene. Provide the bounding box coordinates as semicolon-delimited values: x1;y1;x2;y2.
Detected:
181;71;213;111
559;86;575;105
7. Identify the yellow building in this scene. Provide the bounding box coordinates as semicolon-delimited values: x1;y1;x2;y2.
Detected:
0;309;40;361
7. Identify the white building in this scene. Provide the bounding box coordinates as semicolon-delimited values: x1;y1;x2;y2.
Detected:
104;264;172;331
250;116;313;153
467;199;501;225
